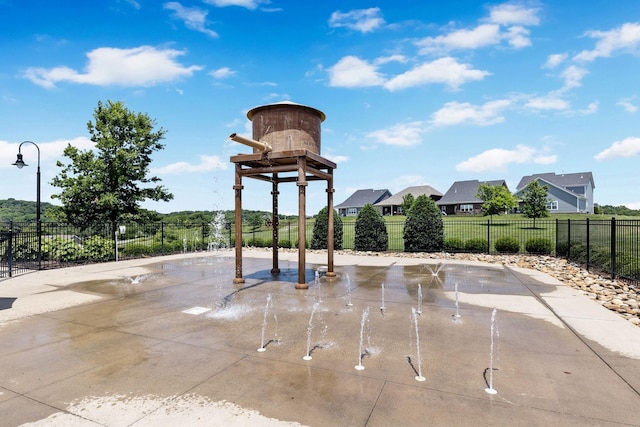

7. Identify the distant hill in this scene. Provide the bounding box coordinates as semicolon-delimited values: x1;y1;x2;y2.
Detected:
0;198;59;222
0;199;292;224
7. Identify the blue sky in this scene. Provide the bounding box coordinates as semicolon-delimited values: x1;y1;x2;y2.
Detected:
2;0;640;215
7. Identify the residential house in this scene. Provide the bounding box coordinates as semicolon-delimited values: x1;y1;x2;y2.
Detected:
515;172;595;214
374;185;443;216
436;180;508;215
335;189;391;216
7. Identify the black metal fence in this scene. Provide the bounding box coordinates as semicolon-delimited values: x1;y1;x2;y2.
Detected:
2;218;639;284
556;218;640;283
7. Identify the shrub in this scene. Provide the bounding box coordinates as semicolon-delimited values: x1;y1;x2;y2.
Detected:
464;238;488;253
311;207;343;250
494;237;520;254
278;239;292;249
354;204;388;252
443;237;465;252
403;195;443;252
43;237;83;262
246;237;271;248
525;238;552;254
120;244;154;257
83;236;114;261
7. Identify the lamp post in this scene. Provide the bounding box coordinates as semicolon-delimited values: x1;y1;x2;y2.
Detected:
13;141;41;270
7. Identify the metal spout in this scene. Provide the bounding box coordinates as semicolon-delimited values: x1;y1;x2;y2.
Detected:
229;133;272;152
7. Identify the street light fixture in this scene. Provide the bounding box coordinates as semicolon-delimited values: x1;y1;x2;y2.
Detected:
13;141;41;270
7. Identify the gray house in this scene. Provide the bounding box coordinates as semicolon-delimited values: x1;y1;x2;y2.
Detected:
374;185;443;216
515;172;595;214
335;189;391;216
436;180;508;215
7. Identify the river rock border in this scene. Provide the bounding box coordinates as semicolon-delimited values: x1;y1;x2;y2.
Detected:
302;249;639;328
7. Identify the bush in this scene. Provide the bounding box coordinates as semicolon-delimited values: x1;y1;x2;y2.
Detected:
246;237;271;248
403;195;443;252
464;238;488;253
278;239;292;249
43;237;83;262
354;204;388;252
494;237;520;254
443;237;465;252
120;244;154;257
83;236;114;261
525;238;552;254
311;207;343;250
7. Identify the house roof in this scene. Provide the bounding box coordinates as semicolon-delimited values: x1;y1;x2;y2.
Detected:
436;180;507;205
335;189;391;208
515;172;594;192
374;185;443;207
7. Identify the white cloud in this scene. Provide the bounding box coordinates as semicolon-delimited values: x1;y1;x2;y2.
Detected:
374;54;407;65
574;22;640;62
0;137;95;168
525;96;570;111
329;7;385;33
543;53;567;69
430;99;511;127
504;25;532;48
367;121;424;147
153;155;228;174
384;57;490;91
595;136;640;160
579;101;599;115
164;2;218;38
560;65;589;91
327;56;385;88
324;153;349;164
23;46;203;88
416;24;502;54
202;0;270;10
416;3;540;55
617;98;638;113
626;202;640;210
209;67;235;79
456;144;557;173
487;3;540;26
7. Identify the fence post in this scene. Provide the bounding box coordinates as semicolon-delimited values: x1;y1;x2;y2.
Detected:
555;218;558;257
161;222;165;255
567;219;571;260
611;217;616;280
586;218;590;272
7;220;13;278
486;219;490;254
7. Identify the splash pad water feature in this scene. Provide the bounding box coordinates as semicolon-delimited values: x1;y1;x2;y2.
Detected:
11;250;640;426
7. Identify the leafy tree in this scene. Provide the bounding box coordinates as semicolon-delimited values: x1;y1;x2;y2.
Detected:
245;211;265;231
311;206;343;250
50;100;173;237
354;204;388;251
403;194;443;252
401;193;415;215
520;180;549;227
476;183;517;220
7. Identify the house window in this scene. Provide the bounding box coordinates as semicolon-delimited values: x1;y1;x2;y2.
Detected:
460;204;473;213
546;201;558;210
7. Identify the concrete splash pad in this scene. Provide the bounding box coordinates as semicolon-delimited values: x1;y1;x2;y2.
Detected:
1;250;639;426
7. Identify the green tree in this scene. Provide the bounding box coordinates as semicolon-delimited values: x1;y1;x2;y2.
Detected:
354;204;388;251
520;180;549;227
245;211;264;231
311;207;343;250
51;100;173;237
401;193;415;215
476;183;517;221
403;195;443;252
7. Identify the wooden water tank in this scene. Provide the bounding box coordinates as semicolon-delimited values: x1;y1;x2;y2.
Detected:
247;101;325;155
